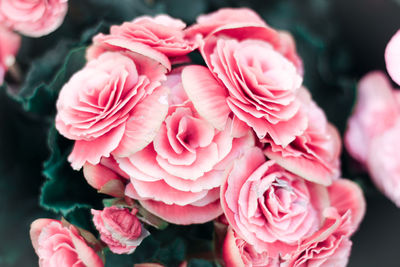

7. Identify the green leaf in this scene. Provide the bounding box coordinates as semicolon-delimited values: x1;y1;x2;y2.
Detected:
187;259;215;267
155;237;186;266
11;45;86;115
40;127;102;216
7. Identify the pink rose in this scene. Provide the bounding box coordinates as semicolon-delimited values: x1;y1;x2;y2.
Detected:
91;207;149;254
120;67;255;225
220;147;365;258
221;147;329;255
186;21;306;146
83;156;129;197
0;25;20;84
285;179;365;266
185;8;266;39
55;51;169;170
345;71;400;206
385;29;400;86
223;227;279;267
0;0;68;37
87;15;195;70
30;218;103;267
264;88;341;186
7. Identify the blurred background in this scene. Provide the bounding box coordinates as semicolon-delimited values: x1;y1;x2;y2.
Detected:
1;0;400;266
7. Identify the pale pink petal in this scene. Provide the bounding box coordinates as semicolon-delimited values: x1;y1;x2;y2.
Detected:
138;199;223;225
30;219;55;253
83;162;122;190
70;226;104;267
93;35;171;70
328;179;366;233
113;86;169;157
69;123;126;170
385;29;400;86
222;227;245;267
181;65;230;130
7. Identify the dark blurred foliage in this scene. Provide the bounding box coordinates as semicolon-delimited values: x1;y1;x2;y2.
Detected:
1;0;400;266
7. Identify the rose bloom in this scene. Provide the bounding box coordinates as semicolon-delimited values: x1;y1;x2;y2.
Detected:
221;147;365;259
119;67;255;225
187;12;306;147
0;25;20;84
285;179;365;267
264;88;341;186
91;206;149;254
223;227;279;267
87;14;195;70
30;218;103;267
55;51;169;170
345;71;400;206
0;0;68;37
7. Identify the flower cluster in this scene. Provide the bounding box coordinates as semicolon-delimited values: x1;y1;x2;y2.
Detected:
30;8;365;267
346;29;400;207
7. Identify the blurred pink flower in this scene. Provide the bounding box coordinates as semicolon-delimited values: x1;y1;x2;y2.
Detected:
0;0;68;37
345;71;400;206
30;218;103;267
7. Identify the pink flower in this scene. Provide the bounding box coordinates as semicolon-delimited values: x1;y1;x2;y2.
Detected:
285;179;365;267
185;8;266;39
345;71;400;206
187;21;306;147
120;67;255;225
0;25;20;84
87;15;196;70
55;51;169;170
221;147;329;255
220;147;365;258
385;29;400;86
91;207;149;254
264;88;341;186
30;218;103;267
223;227;279;267
0;0;68;37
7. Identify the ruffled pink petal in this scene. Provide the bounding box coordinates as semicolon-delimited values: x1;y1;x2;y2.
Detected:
92;34;171;70
69;123;126;170
138;199;222;225
113;86;169;157
129;178;208;206
328;179;366;233
265;147;333;186
385;29;400;86
201;24;303;76
181;65;230;130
